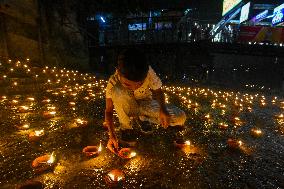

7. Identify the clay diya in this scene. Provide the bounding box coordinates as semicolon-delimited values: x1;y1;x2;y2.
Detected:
275;114;284;120
250;128;263;138
43;111;56;119
18;106;29;113
17;123;30;130
42;99;51;104
82;142;102;157
32;152;56;173
17;180;44;189
28;130;45;142
105;169;125;187
118;148;136;159
227;138;243;149
75;118;88;127
218;122;228;130
174;139;191;148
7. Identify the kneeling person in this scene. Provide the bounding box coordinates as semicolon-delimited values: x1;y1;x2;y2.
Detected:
104;49;186;153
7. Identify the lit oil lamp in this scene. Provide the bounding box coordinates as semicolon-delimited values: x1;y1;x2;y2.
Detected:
43;111;56;119
174;139;191;148
17;123;30;130
28;130;45;142
18;106;29;113
218;122;228;130
275;114;284;120
105;169;125;187
204;114;211;120
250;128;263;138
26;97;35;101
82;141;102;157
227;138;243;149
42;99;51;104
75;118;88;127
118;148;137;159
69;102;76;106
32;152;56;173
233;117;242;126
11;99;19;104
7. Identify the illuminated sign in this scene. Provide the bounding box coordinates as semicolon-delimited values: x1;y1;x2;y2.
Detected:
251;10;268;23
272;9;284;26
240;2;251;23
128;23;147;31
272;3;284;26
222;0;242;16
253;4;275;10
274;3;284;14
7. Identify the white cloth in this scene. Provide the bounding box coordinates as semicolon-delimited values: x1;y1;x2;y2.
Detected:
110;82;186;130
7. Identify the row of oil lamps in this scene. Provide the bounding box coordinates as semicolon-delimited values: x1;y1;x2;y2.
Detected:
3;59;282;188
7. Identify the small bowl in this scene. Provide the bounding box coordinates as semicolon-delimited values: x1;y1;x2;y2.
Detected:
17;180;44;189
82;146;100;157
105;169;125;187
250;128;263;138
32;154;55;173
227;138;242;149
42;111;56;119
118;148;136;159
28;131;44;142
174;139;191;148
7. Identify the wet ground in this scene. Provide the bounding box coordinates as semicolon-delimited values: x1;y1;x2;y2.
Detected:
0;59;284;189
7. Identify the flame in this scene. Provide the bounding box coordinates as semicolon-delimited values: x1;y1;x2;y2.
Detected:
47;152;55;164
34;130;44;136
234;117;240;121
185;140;191;146
108;173;115;181
130;151;136;158
238;141;243;146
49;111;56;115
23;124;30;129
20;106;29;110
98;141;102;152
117;176;123;181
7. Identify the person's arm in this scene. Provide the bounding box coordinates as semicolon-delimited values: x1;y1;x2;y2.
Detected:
104;98;118;152
152;88;170;128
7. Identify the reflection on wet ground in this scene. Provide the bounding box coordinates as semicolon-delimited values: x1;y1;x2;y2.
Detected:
0;59;283;188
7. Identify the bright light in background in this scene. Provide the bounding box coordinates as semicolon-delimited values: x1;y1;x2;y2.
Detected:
100;16;106;23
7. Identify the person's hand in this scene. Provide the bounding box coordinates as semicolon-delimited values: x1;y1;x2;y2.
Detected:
107;135;119;154
159;108;170;129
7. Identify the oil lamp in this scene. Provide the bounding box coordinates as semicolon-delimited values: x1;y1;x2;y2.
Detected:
18;106;29;113
75;118;88;127
174;139;191;148
105;169;125;187
17;123;30;130
118;148;137;159
32;152;56;173
227;138;243;149
82;141;102;157
43;111;56;119
42;99;51;104
69;102;76;106
29;130;45;142
250;128;263;138
275;114;284;119
218;122;228;130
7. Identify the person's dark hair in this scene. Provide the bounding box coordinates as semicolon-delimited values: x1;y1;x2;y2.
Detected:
117;48;149;82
